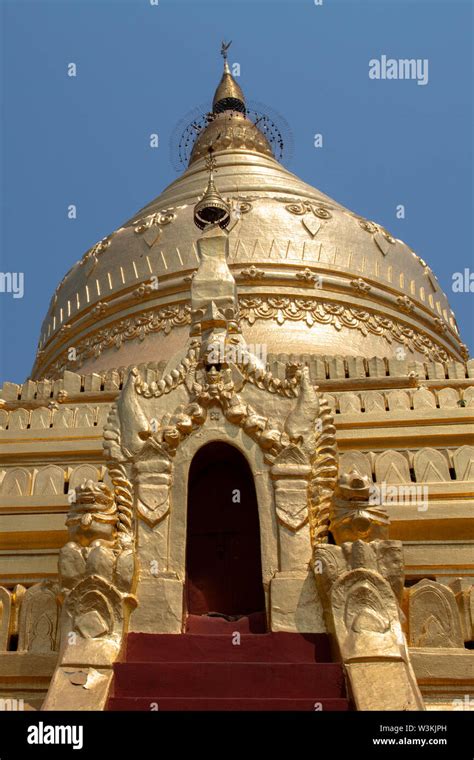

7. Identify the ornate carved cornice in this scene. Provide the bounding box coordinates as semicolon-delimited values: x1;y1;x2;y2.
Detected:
38;294;462;379
238;296;452;362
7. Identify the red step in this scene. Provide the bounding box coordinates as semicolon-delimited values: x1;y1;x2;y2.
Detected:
113;662;345;699
125;632;331;663
108;696;350;711
108;629;350;711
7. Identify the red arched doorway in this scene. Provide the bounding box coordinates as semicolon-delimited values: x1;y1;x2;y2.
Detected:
186;442;265;617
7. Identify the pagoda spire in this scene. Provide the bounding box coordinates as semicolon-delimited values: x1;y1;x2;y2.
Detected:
212;41;246;114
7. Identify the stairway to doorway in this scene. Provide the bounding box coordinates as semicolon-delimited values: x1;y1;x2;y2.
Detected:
108;615;351;711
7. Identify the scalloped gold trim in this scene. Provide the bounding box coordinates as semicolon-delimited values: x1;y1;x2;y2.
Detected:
39;295;462;378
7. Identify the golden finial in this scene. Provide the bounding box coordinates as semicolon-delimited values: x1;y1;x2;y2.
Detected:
194;147;230;230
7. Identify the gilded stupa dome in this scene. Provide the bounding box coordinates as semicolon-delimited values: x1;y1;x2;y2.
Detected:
32;56;466;380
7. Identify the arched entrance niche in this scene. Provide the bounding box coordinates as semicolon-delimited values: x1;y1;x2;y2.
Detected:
185;442;265;618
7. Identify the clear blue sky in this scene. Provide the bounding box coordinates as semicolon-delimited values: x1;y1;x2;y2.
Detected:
1;0;472;384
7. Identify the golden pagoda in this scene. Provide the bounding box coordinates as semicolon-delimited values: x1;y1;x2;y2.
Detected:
0;45;473;713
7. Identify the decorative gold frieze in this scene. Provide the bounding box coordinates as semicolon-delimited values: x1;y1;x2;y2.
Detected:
238;296;451;362
40;291;463;378
46;305;192;376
